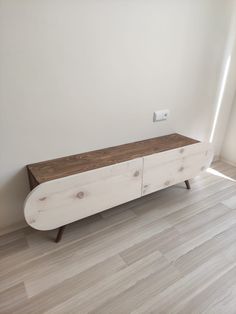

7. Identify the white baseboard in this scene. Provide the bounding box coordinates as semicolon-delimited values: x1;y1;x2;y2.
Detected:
0;221;28;236
219;157;236;168
213;155;220;162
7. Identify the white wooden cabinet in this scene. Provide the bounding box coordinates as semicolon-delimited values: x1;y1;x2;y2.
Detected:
142;142;213;195
24;159;143;231
24;134;213;241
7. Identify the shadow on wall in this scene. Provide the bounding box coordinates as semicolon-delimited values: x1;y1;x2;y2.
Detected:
0;168;30;231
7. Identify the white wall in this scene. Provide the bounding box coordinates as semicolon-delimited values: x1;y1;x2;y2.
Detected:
221;95;236;165
218;2;236;165
0;0;233;232
210;0;236;157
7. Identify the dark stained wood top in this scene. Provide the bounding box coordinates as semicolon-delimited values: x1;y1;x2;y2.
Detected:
27;133;199;188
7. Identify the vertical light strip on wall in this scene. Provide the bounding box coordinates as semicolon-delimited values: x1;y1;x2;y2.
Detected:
209;55;231;143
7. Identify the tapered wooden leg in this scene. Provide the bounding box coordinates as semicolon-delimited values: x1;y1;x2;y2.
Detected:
185;180;191;190
55;226;66;243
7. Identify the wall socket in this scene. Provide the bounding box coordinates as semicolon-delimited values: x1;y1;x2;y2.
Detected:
153;109;170;122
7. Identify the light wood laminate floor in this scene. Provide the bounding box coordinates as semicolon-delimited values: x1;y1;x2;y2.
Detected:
1;161;236;314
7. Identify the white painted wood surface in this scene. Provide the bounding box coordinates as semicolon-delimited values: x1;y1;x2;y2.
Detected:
142;142;213;196
24;142;213;231
24;159;143;230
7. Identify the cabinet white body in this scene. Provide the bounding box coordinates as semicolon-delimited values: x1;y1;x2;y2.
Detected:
24;142;213;231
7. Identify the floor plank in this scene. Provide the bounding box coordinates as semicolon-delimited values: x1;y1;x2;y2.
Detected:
132;249;236;313
0;283;27;314
1;161;236;313
179;265;236;314
7;255;126;314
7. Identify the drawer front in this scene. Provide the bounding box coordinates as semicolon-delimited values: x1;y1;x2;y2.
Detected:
142;142;213;196
24;158;142;230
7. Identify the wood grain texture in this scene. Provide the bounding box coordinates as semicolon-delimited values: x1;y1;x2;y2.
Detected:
0;283;27;313
142;142;213;195
24;140;212;231
24;158;143;230
27;133;199;187
1;161;236;314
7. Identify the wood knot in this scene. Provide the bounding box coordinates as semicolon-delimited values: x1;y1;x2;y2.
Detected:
29;218;36;224
76;191;85;199
201;166;205;171
179;148;185;154
39;197;47;201
165;180;170;186
134;170;140;177
179;166;184;172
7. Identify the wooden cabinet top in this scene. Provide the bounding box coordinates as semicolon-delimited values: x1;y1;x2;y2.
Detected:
27;133;199;188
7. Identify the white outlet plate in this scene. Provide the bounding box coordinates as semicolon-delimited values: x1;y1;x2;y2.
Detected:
153;109;170;122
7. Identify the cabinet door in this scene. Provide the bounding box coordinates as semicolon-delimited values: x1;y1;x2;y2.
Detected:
24;158;142;230
142;142;213;196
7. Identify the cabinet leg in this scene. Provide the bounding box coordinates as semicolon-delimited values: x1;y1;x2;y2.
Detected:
185;180;191;190
55;226;66;243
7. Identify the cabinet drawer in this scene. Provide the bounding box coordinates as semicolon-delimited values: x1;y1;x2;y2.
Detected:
142;142;213;195
24;158;142;230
